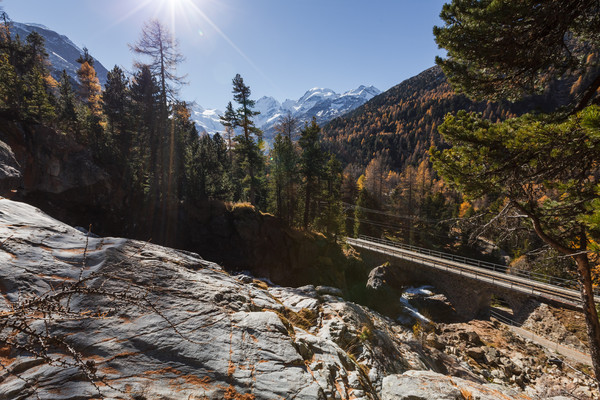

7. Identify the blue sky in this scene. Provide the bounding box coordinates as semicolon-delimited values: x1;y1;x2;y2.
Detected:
2;0;448;108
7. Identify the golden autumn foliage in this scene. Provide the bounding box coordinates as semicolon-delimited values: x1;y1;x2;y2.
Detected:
458;201;472;218
77;61;101;115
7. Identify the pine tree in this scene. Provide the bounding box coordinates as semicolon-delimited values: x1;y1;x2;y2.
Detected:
269;131;299;225
299;117;325;229
433;0;600;381
434;0;600;111
230;74;263;205
24;67;54;122
129;64;160;196
57;70;77;131
24;31;48;73
0;52;20;114
316;155;344;236
76;47;94;66
103;65;131;151
219;101;237;165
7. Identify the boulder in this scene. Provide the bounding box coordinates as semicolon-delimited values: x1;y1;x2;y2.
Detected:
381;370;531;400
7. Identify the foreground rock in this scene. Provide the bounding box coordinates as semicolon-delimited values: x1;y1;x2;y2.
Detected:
0;198;584;399
382;370;530;400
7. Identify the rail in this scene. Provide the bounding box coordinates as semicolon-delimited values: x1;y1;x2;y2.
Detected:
357;235;578;289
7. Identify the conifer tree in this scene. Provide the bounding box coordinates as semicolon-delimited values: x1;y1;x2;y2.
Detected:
230;74;263;205
0;14;25;115
316;155;344;236
433;0;600;381
76;47;94;66
219;101;237;165
24;32;48;73
24;67;54;122
0;52;20;114
130;19;186;236
57;70;77;131
103;65;130;151
130;19;185;114
269;131;298;225
76;49;101;115
353;175;381;238
434;0;600;112
129;64;160;195
299;117;325;229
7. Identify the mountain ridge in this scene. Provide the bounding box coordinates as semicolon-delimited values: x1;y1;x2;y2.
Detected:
11;21;109;86
322;65;573;171
193;85;381;140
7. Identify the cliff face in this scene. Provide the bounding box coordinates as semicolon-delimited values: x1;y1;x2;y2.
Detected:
0;198;534;399
0;118;348;289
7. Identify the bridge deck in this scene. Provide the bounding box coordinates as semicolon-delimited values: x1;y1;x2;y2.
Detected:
347;237;596;308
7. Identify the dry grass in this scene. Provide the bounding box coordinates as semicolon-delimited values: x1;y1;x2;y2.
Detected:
224;385;256;400
460;387;474;400
226;202;255;212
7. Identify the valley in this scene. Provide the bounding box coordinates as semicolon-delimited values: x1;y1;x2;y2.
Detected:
1;1;600;399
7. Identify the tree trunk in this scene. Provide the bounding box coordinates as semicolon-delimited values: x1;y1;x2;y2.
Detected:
574;254;600;384
304;181;311;230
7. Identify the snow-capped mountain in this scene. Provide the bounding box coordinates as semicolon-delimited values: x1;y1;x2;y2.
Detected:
11;22;109;85
191;106;224;135
193;85;381;140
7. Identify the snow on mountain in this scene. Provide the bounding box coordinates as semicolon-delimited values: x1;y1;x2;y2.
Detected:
192;105;224;135
11;22;109;86
192;85;381;139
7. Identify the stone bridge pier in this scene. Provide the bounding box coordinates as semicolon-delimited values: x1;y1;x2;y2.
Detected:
372;255;533;320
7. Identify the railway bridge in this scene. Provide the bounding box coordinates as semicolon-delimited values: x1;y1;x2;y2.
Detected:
347;235;596;319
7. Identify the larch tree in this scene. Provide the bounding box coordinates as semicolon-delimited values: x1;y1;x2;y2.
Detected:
364;154;389;205
433;0;600;381
129;19;186;239
129;19;185;114
76;47;101;115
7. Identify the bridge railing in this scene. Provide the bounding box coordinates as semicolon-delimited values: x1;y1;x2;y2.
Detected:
355;235;581;291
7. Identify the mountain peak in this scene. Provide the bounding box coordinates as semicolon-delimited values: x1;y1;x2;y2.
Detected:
193;84;378;139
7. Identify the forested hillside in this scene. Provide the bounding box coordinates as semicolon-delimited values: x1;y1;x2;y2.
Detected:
322;66;571;171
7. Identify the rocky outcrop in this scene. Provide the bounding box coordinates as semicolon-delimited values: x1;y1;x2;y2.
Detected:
0;139;21;191
0;119;109;196
0;198;539;399
381;370;531;400
431;320;597;399
520;302;587;352
180;202;351;289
